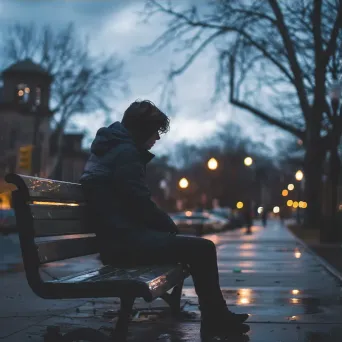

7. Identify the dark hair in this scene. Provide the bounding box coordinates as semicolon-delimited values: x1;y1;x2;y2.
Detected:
121;100;170;144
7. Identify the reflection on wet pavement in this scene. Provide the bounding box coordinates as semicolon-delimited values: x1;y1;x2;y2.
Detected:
2;219;342;341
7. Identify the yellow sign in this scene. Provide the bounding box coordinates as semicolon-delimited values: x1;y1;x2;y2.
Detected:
19;145;33;172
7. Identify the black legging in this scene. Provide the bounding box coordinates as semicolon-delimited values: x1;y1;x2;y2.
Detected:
100;232;225;311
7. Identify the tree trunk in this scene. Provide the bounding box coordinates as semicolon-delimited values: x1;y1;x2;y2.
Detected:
303;139;325;231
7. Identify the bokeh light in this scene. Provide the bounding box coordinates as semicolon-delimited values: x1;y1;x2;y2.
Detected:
288;184;295;191
244;157;253;166
236;201;244;209
179;178;189;189
207;158;218;170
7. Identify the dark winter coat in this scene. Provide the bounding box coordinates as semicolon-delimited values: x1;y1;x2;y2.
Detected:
79;122;178;248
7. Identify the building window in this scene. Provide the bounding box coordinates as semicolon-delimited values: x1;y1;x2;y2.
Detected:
17;83;30;103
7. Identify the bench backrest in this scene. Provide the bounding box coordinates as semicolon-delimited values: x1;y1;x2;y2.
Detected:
5;173;97;269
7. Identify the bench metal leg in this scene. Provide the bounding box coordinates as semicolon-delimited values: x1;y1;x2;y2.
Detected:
113;297;135;341
160;280;184;316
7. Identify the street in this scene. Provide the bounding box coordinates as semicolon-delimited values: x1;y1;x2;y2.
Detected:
1;219;342;341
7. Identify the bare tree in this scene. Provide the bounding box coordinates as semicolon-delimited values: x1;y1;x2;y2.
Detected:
1;23;128;177
142;0;342;233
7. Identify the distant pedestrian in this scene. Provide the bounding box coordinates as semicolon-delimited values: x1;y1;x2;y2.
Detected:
243;201;253;234
262;208;268;227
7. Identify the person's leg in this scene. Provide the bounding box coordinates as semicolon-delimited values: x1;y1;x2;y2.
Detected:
103;233;223;304
101;232;249;329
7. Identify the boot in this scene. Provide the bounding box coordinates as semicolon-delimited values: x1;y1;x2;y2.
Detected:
199;301;249;325
199;301;250;340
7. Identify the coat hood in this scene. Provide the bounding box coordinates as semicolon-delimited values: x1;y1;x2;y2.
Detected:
90;121;155;163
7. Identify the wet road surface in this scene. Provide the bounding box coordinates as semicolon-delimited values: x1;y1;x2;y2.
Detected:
1;219;342;341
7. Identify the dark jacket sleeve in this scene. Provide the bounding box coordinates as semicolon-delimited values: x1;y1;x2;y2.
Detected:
113;148;178;234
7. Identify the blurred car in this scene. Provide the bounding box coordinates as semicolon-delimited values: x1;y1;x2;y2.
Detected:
209;207;233;230
209;207;244;229
170;211;229;235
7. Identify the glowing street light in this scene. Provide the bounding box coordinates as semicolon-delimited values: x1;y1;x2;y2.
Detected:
295;170;304;181
288;184;295;191
179;177;189;189
300;201;308;208
287;200;293;207
244;157;253;167
273;206;280;214
236;201;244;209
282;189;289;197
207;158;218;170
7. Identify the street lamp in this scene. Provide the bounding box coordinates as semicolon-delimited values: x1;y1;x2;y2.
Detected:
243;157;264;208
273;206;280;214
295;170;304;181
244;157;253;167
282;189;289;197
207;157;218;170
295;170;304;224
287;200;294;207
288;184;295;191
178;177;189;189
207;157;219;208
236;201;244;209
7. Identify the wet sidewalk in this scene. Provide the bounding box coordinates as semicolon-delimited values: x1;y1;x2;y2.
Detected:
1;219;342;341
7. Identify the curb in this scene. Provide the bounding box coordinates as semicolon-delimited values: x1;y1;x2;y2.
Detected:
286;226;342;283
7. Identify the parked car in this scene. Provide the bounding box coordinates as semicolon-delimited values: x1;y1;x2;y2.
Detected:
209;207;233;230
170;211;229;235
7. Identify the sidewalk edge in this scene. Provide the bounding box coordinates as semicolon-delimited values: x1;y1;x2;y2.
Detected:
286;226;342;283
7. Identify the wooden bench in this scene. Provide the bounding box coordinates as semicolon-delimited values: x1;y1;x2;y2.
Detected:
6;173;189;341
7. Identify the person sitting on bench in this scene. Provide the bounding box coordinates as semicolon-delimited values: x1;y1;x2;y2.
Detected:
79;100;250;339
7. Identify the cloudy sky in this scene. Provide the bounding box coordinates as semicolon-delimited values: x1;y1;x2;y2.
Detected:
0;0;286;156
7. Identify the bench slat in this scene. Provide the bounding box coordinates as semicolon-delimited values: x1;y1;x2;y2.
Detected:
30;204;85;220
33;219;91;236
7;174;85;202
49;264;187;301
37;237;98;264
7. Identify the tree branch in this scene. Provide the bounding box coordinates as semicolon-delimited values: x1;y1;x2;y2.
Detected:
229;55;304;139
145;2;294;84
322;1;342;66
169;30;226;77
268;0;310;120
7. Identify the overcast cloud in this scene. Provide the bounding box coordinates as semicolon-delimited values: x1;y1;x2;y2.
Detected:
0;0;284;156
